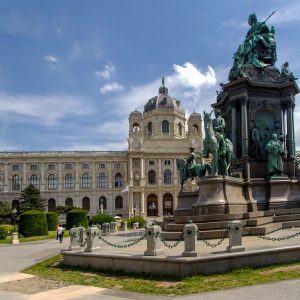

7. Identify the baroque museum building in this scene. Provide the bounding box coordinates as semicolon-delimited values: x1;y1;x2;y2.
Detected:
0;81;202;217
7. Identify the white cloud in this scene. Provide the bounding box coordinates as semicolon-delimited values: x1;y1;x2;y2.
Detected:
95;61;116;79
100;82;124;94
271;3;300;24
0;93;92;126
44;55;58;63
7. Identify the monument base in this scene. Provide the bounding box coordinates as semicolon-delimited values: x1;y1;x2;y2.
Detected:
174;192;198;217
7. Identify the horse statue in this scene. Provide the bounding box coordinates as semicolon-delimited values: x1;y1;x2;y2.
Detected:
176;158;211;192
203;110;233;176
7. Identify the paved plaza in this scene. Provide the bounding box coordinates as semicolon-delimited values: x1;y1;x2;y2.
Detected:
1;229;300;299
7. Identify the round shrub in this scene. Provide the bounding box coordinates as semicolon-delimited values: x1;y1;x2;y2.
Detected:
46;212;58;231
126;216;145;228
89;213;114;226
18;210;48;237
66;209;88;229
0;226;7;239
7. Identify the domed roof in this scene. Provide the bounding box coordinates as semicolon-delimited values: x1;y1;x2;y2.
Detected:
130;109;142;116
188;111;201;119
144;77;184;114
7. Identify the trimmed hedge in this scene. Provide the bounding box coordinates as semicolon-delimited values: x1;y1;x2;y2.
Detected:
0;226;7;239
89;213;114;226
46;212;58;231
18;210;48;237
66;209;88;229
125;216;145;228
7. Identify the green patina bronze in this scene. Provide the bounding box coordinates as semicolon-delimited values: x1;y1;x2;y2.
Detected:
281;62;298;81
266;133;285;176
203;109;233;176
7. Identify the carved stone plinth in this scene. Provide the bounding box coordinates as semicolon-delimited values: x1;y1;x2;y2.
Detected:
174;192;198;217
193;176;248;215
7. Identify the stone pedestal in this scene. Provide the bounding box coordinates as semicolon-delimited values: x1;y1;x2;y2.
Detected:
11;232;19;245
84;226;101;253
182;223;198;257
226;220;245;252
193;176;247;215
68;227;81;250
174;192;198;217
144;225;164;256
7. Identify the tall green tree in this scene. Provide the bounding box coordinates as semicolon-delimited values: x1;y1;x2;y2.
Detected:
0;201;12;224
19;184;46;213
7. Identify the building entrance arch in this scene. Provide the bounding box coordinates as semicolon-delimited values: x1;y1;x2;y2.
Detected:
147;194;158;217
163;193;173;216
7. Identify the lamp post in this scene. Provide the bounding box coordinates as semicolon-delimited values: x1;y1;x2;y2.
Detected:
11;208;19;245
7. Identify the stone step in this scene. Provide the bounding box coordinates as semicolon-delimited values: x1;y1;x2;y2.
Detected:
273;214;300;222
246;216;274;227
264;208;300;217
282;220;300;229
245;223;282;236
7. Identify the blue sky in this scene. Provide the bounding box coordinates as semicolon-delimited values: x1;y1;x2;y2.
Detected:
0;0;300;151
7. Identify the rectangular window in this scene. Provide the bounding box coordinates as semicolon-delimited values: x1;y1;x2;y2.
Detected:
114;163;122;169
48;164;55;171
164;160;171;165
12;164;19;171
149;160;155;166
99;163;106;169
31;164;38;171
65;163;73;170
82;163;90;170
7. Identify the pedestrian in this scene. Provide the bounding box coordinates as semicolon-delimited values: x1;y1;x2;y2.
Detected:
57;224;64;243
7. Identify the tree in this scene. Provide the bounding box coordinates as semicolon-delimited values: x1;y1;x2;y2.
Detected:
19;184;46;213
0;201;12;224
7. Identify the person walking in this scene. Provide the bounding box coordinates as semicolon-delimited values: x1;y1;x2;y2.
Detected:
57;224;64;243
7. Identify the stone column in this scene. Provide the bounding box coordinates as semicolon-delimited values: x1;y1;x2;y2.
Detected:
292;104;296;158
4;163;8;192
287;104;295;158
141;191;145;214
92;162;96;189
58;162;62;191
140;158;145;186
158;190;163;216
231;102;237;159
22;162;26;190
241;96;249;158
129;158;133;185
75;163;79;191
40;163;45;191
158;159;162;185
129;190;134;215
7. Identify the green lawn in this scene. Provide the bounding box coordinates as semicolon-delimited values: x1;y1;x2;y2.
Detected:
0;230;69;244
23;254;300;296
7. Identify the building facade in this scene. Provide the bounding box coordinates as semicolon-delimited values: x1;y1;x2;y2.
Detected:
0;81;202;217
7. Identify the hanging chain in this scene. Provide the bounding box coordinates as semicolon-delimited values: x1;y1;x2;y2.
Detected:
158;232;183;249
198;230;226;248
257;229;300;241
98;232;146;248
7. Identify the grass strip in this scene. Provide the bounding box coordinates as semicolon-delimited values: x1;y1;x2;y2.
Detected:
23;254;300;296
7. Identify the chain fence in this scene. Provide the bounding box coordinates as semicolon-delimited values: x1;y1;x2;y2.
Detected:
157;232;183;249
257;229;300;241
98;232;146;248
197;230;226;248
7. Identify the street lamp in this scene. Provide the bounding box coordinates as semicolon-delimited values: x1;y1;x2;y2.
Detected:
12;208;17;233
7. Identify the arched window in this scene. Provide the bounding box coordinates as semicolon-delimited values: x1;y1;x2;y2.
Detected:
30;174;39;188
192;124;199;134
164;169;172;184
82;173;90;189
178;123;182;136
98;173;107;188
0;174;4;191
12;175;20;191
82;197;90;211
162;120;170;134
133;122;140;133
48;198;56;212
65;173;74;189
147;122;153;135
99;196;107;210
65;197;73;207
48;174;57;190
148;170;156;184
115;196;123;209
115;173;123;187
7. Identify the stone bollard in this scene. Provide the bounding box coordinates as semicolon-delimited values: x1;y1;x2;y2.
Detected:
122;221;128;231
84;225;101;253
11;232;19;245
101;223;110;236
68;226;81;250
144;225;164;256
96;224;101;232
226;219;245;252
182;222;198;257
78;225;86;246
133;222;139;230
110;222;117;233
